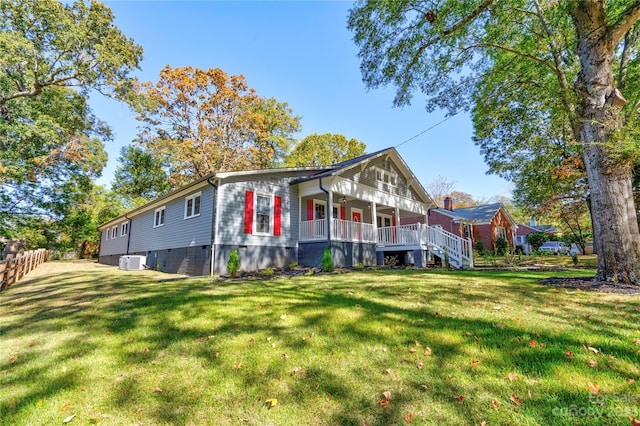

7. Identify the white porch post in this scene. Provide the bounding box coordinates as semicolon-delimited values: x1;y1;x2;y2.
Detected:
395;208;400;227
327;190;333;242
371;202;377;226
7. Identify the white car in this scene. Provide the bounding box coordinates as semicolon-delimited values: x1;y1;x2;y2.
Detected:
539;241;569;255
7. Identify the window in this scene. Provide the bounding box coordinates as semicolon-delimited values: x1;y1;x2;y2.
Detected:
496;226;507;240
154;207;166;227
184;192;201;219
314;202;326;220
111;225;118;239
121;222;129;237
256;195;271;234
105;228;110;240
374;166;397;187
463;224;472;239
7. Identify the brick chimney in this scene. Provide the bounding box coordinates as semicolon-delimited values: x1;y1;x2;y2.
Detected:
443;196;453;211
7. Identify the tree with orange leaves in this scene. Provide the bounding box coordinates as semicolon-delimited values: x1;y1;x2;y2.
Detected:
133;65;300;188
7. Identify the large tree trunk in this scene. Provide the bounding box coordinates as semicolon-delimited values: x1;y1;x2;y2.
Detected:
573;3;640;284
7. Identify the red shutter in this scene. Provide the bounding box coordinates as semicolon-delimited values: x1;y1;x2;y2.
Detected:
340;206;346;220
274;196;282;236
307;199;314;221
244;191;254;234
392;216;396;226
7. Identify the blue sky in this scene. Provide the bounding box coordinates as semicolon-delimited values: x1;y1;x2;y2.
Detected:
91;0;512;199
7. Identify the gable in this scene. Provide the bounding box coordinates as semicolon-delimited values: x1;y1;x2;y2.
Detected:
337;155;424;203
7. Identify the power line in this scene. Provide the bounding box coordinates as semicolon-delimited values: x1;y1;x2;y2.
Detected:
394;113;457;148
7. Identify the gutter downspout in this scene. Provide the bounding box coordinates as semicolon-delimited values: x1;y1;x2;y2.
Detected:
207;176;218;276
125;214;132;255
319;177;331;248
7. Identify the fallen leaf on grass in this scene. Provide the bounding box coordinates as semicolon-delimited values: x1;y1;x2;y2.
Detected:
153;387;162;393
264;398;278;409
492;400;499;411
630;416;640;426
586;346;600;354
528;340;538;348
383;391;392;400
379;399;389;407
404;412;413;422
628;378;636;385
417;361;424;370
421;385;429;392
62;414;76;423
409;348;417;354
565;350;574;358
60;404;70;411
424;347;432;356
234;362;243;372
470;360;479;367
9;355;17;364
588;359;597;368
456;395;465;401
506;372;518;381
587;382;600;394
248;337;255;343
281;353;288;360
383;368;391;375
510;394;523;406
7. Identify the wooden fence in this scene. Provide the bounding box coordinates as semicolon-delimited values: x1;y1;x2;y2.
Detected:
0;249;50;291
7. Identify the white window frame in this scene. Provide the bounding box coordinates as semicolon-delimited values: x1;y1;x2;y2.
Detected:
121;221;129;237
374;166;397;187
184;192;202;219
377;213;392;228
254;193;273;235
105;228;110;241
154;206;166;228
496;226;507;240
314;200;326;220
111;225;118;239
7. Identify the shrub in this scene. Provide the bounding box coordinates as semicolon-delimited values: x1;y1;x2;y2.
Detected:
495;237;509;256
227;249;240;277
288;262;298;271
473;240;484;254
571;254;579;266
321;247;333;272
262;267;274;276
355;262;365;271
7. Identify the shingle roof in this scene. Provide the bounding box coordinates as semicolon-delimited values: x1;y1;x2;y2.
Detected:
438;203;504;223
290;147;391;183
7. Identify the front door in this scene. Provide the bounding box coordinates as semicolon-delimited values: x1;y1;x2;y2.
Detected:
352;208;363;241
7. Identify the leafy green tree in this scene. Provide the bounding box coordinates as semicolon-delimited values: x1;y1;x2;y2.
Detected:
348;1;640;284
248;97;301;168
112;145;171;206
284;133;366;167
0;0;142;104
0;0;142;248
526;232;551;251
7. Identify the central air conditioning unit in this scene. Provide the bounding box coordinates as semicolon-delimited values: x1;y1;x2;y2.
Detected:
119;255;147;271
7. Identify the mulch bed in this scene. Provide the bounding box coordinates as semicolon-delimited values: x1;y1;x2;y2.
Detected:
539;276;640;295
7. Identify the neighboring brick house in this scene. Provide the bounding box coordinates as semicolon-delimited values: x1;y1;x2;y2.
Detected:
423;198;518;253
515;220;557;254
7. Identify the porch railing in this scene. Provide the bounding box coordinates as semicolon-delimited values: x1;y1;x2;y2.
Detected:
377;224;422;246
299;219;376;243
299;220;473;268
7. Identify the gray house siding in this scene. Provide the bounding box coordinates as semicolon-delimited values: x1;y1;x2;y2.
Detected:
98;220;130;266
129;185;214;254
212;174;298;275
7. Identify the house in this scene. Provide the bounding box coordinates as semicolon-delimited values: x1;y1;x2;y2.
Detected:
515;219;557;254
98;148;474;275
420;198;518;253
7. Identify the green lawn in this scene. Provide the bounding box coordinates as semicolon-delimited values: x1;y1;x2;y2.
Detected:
1;261;639;425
